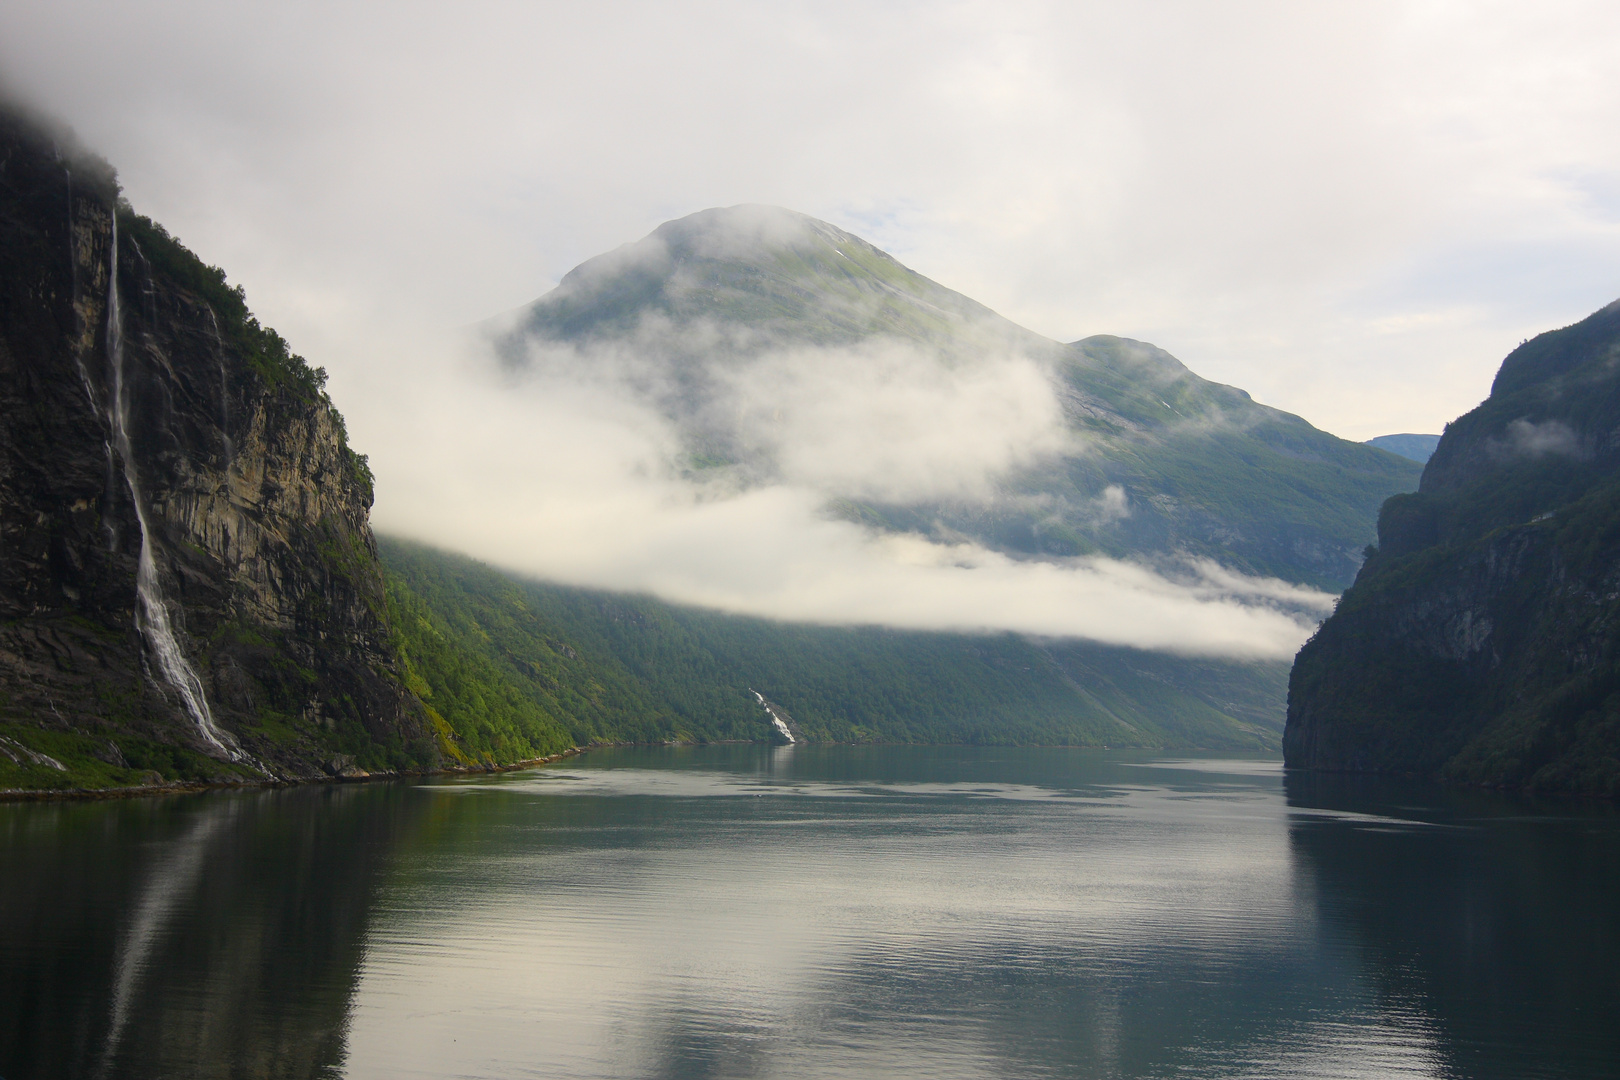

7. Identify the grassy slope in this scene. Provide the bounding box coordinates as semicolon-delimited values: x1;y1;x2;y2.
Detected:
380;537;1287;756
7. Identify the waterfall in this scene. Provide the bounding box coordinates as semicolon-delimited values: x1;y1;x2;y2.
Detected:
105;213;244;763
64;175;108;426
752;689;796;744
204;308;234;467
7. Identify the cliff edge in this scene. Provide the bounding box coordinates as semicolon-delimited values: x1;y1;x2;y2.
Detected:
1285;298;1620;794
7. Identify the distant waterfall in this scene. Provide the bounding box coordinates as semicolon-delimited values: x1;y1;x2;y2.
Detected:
752;690;796;744
204;308;234;467
105;213;243;763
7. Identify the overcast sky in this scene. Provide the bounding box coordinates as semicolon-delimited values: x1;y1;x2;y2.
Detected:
5;0;1619;653
6;0;1619;439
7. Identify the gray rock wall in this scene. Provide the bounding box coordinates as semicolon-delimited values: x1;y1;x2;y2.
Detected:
0;105;434;783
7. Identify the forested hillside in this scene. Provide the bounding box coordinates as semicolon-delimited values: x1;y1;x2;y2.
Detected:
381;538;1288;757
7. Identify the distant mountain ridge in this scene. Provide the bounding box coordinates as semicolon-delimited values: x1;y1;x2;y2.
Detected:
499;205;1421;591
1364;433;1441;463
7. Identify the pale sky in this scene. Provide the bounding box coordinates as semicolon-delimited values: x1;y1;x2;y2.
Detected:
5;0;1619;654
5;0;1618;440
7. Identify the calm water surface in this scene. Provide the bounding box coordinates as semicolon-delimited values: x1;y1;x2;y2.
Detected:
1;746;1617;1079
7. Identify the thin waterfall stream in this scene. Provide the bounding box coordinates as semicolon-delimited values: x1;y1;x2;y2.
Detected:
204;308;234;468
104;213;246;764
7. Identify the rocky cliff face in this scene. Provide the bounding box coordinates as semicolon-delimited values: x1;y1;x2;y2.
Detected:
1285;299;1620;795
0;105;436;788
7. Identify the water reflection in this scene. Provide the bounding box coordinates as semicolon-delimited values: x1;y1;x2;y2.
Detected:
342;751;1393;1079
0;783;424;1079
1284;771;1620;1080
0;750;1615;1079
99;799;238;1074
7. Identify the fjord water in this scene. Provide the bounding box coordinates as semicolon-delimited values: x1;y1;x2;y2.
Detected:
2;748;1616;1079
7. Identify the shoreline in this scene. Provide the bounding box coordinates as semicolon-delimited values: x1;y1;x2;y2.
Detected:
4;750;1606;804
0;746;591;804
0;738;800;802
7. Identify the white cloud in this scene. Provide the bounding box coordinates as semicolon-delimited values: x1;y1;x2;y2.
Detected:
3;0;1620;446
1501;417;1583;459
359;327;1330;660
708;338;1073;502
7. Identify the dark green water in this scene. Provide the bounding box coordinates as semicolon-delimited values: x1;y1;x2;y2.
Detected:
1;746;1616;1079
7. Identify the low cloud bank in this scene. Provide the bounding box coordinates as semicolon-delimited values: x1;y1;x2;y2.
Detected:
513;325;1076;503
353;327;1332;661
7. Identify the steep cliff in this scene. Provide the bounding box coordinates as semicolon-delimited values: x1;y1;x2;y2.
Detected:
0;104;437;789
1285;299;1620;794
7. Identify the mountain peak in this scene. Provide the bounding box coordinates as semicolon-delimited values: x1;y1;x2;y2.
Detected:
647;204;839;260
507;205;1011;352
556;205;828;296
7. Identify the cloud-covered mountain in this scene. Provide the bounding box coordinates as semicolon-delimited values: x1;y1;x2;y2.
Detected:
495;205;1418;593
381;204;1422;664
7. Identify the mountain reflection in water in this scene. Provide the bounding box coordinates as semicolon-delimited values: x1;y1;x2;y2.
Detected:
0;747;1615;1079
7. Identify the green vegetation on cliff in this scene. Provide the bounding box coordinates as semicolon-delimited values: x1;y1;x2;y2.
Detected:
119;210;374;494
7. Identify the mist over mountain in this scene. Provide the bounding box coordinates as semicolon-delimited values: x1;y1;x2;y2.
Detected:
379;205;1419;661
496;205;1417;590
381;538;1288;753
0;96;1408;796
0;82;1350;795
